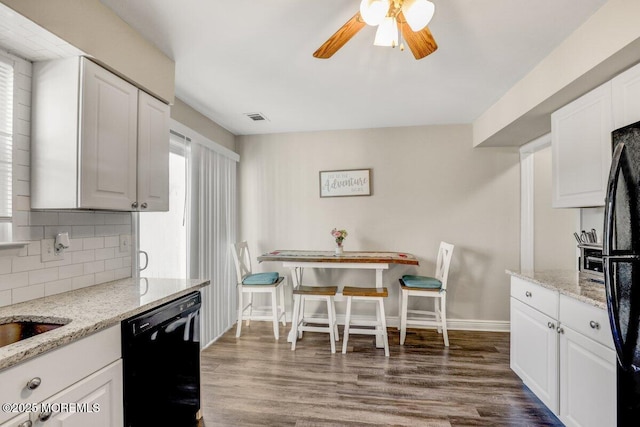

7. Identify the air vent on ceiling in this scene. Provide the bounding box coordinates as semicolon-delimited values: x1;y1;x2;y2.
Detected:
244;112;268;122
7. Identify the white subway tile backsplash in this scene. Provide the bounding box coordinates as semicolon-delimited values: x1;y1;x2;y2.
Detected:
12;210;29;227
115;267;131;280
29;211;59;226
71;225;95;238
0;272;29;291
105;257;123;271
94;225;116;237
12;255;43;272
0;289;11;307
28;267;59;285
14;225;43;241
83;237;104;250
12;284;44;304
67;238;83;252
95;247;114;261
15;148;29;166
44;279;72;296
26;241;40;256
72;250;95;264
15;179;29;196
0;258;11;274
83;260;104;275
59;212;105;226
104;236;119;248
72;274;95;290
58;264;84;280
15;195;30;211
43;225;72;238
95;270;115;285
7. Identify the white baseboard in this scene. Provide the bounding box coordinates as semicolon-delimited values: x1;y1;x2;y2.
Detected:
241;310;510;333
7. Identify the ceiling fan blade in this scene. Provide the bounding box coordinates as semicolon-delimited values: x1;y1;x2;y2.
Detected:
398;12;438;60
313;12;366;59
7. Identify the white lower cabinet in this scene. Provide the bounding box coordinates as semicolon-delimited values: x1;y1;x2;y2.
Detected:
510;277;616;426
511;298;559;413
559;325;616;427
33;360;122;427
0;326;122;427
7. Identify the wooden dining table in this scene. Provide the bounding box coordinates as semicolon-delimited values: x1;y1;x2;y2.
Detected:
257;250;419;345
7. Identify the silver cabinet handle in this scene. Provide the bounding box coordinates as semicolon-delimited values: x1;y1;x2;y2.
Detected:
525;291;532;297
18;421;32;427
131;201;138;209
557;327;564;334
39;410;53;422
547;322;555;329
26;377;41;390
589;320;600;330
141;202;148;209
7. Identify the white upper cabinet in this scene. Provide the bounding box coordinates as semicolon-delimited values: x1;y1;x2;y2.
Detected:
551;82;613;208
31;57;169;211
612;61;640;129
137;90;170;212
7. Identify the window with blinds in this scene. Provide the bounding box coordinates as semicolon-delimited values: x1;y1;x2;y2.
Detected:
0;56;13;241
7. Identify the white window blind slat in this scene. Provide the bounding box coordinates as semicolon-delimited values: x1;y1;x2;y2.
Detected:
0;57;13;220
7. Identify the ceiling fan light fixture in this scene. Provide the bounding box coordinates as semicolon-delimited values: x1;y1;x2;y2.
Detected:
402;0;435;32
359;0;390;26
373;16;398;47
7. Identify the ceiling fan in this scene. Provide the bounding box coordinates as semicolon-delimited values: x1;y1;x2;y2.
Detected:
313;0;438;60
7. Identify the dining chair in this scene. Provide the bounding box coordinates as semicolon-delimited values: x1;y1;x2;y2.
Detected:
231;241;286;340
290;285;339;353
341;286;390;357
399;241;454;347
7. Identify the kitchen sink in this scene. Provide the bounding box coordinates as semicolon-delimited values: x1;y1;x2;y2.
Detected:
0;318;69;348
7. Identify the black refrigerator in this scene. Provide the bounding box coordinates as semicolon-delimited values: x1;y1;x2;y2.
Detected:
603;120;640;425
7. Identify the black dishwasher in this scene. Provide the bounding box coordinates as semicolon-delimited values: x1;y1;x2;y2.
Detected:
122;291;202;427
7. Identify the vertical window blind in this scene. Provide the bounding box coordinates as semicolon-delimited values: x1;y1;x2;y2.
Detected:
0;56;13;224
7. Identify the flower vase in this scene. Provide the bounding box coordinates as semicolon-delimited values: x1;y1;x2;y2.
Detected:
335;244;343;255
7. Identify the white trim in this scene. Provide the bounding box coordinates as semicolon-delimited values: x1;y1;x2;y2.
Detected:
246;312;510;333
170;119;239;162
519;133;552;271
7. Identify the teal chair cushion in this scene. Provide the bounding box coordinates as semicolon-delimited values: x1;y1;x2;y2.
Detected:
242;272;279;285
401;275;442;289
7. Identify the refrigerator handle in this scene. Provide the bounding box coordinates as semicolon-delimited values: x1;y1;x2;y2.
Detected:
603;142;627;367
603;142;624;256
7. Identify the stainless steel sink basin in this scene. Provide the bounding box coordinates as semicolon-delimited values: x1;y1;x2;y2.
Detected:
0;318;69;348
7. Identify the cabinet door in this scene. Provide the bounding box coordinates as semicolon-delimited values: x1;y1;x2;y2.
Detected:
34;360;123;427
137;91;169;211
612;62;640;129
79;59;138;210
0;414;31;427
510;298;559;414
559;326;616;427
551;82;613;208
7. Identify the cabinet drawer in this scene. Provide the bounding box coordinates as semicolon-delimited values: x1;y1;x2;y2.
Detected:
560;295;613;349
511;277;559;319
0;325;120;425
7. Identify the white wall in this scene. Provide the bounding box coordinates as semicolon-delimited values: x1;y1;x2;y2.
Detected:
0;53;132;307
237;125;520;327
533;146;578;270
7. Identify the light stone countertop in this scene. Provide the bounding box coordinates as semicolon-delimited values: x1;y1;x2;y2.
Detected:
506;269;607;310
0;277;210;371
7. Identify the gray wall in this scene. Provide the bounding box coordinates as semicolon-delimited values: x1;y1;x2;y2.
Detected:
237;124;520;328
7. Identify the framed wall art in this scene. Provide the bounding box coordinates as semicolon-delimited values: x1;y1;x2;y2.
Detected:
319;168;371;198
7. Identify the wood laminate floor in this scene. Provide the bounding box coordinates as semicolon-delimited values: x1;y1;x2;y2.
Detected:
199;322;562;427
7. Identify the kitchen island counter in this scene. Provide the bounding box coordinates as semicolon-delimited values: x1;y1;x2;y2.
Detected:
0;277;209;370
506;269;606;310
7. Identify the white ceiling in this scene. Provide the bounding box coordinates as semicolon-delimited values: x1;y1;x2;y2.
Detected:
99;0;607;136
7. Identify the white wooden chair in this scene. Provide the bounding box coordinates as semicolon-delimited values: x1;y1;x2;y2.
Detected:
399;242;454;347
231;241;286;340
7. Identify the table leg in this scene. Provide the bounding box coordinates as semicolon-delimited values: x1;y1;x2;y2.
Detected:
375;268;384;348
287;266;303;343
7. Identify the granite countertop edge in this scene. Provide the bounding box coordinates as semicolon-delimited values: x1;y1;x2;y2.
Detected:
506;269;607;310
0;277;210;371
